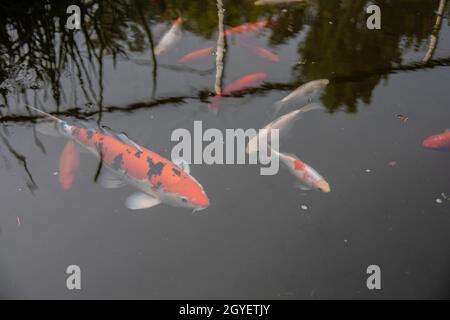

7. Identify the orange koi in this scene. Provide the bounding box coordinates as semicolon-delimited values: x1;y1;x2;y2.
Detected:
30;106;209;211
241;44;280;62
423;130;450;152
224;20;271;37
210;72;267;111
177;47;214;64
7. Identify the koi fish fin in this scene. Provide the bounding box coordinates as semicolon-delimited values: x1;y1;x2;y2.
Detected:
294;182;312;191
125;192;161;210
59;140;80;191
208;96;221;115
98;171;126;189
273;101;284;115
172;157;190;174
300;102;323;112
74;143;89;154
35;121;62;137
115;133;143;152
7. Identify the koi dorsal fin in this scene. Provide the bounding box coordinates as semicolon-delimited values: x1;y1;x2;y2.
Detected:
115;132;143;152
96;125;143;152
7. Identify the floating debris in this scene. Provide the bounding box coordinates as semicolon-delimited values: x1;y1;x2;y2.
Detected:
17;216;21;227
365;169;372;173
301;205;308;210
436;198;443;204
388;161;397;167
396;114;409;123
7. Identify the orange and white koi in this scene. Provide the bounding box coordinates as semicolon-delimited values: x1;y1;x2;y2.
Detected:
59;140;80;191
224;20;271;37
240;44;280;62
30;106;209;211
177;46;214;64
210;72;267;111
154;17;183;56
271;148;330;193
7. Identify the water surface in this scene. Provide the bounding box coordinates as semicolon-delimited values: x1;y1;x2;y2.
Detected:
0;0;450;299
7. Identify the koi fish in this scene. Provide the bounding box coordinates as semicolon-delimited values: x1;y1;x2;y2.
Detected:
177;47;214;64
224;20;271;37
246;103;323;155
29;106;209;211
274;79;329;114
154;17;183;56
210;72;267;111
422;130;450;151
240;44;280;62
59;140;80;191
271;148;330;193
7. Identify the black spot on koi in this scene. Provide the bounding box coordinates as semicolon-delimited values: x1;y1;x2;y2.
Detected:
113;154;124;170
146;157;165;178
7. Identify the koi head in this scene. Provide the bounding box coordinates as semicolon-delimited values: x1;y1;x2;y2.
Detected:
315;179;331;193
158;165;210;210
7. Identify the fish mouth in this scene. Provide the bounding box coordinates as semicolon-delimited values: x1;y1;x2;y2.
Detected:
191;195;210;209
317;180;331;193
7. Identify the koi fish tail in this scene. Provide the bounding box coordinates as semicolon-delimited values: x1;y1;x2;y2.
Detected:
273;101;284;115
208;96;221;115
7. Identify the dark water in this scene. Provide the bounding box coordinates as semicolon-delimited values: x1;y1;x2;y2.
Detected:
1;0;450;299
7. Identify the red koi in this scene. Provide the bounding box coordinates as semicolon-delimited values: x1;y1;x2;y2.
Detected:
423;130;450;151
241;44;280;62
177;47;214;64
210;72;267;111
224;20;271;37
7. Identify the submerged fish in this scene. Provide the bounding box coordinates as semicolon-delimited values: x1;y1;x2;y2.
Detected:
274;79;329;114
246;103;323;155
177;47;214;64
423;130;450;151
224;20;271;37
210;72;267;111
271;149;330;193
59;140;80;191
154;17;183;56
240;44;280;62
30;106;209;211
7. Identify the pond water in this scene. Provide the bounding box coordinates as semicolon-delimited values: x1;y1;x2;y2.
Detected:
0;0;450;299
